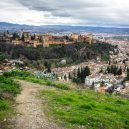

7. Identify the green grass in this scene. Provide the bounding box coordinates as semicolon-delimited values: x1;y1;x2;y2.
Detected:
3;70;70;90
40;89;129;129
15;76;70;90
3;70;31;78
0;76;20;128
0;100;12;120
0;76;20;96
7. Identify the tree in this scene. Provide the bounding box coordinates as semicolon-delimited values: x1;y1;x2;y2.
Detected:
127;68;129;73
113;66;118;76
0;53;6;61
73;69;77;78
91;82;95;90
44;61;51;73
68;73;71;80
64;74;67;80
100;81;105;87
108;60;111;65
77;68;81;79
99;68;103;73
84;66;91;77
81;67;85;83
13;32;19;40
110;65;118;76
107;66;111;73
117;67;122;75
127;72;129;80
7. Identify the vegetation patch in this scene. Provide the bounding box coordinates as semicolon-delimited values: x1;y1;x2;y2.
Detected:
40;89;129;129
0;42;115;67
0;76;20;128
3;70;70;90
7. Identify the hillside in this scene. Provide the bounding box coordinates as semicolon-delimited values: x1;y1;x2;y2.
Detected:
1;70;129;129
0;41;116;69
41;89;129;129
0;76;20;128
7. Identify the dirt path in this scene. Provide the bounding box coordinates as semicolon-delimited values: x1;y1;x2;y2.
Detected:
14;80;63;129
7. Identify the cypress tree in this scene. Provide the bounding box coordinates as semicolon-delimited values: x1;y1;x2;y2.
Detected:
86;66;91;76
64;74;67;80
127;72;129;80
73;69;76;78
68;73;71;80
107;66;111;73
117;67;122;75
77;68;81;79
81;67;84;83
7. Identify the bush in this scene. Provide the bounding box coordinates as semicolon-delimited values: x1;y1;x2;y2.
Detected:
101;53;110;61
3;70;32;78
4;70;70;90
0;53;6;61
0;100;10;111
0;76;20;96
0;76;20;123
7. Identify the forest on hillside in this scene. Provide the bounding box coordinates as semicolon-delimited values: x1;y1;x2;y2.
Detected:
0;41;117;68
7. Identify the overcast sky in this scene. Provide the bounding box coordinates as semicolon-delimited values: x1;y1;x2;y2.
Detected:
0;0;129;27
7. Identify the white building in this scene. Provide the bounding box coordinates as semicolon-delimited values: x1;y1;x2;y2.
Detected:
85;73;123;90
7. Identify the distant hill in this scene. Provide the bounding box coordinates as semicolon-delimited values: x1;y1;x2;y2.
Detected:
0;22;20;26
0;22;129;34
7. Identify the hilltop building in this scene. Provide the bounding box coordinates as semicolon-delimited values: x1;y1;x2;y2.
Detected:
0;31;95;48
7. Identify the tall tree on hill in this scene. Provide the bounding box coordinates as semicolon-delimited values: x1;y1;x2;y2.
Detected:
12;32;19;40
81;67;85;83
117;67;122;75
73;69;76;78
68;73;71;80
64;74;67;81
77;68;81;79
84;66;91;77
127;72;129;81
110;65;118;76
44;61;51;73
107;66;111;73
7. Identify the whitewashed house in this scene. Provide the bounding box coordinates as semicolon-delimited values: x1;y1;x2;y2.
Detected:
85;73;123;91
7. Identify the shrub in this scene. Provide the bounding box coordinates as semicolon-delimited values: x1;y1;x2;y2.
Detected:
3;70;31;78
0;76;20;96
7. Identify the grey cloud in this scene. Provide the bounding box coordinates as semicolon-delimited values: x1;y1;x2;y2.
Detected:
1;0;129;27
17;0;104;17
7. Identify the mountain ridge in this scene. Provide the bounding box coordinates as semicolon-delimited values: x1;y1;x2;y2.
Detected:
0;22;129;34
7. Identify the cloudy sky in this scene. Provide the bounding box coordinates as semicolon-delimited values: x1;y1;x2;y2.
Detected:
0;0;129;27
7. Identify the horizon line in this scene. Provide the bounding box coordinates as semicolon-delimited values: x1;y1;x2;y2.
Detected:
0;21;129;29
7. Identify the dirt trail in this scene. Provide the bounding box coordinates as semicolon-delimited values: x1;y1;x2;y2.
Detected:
14;80;63;129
